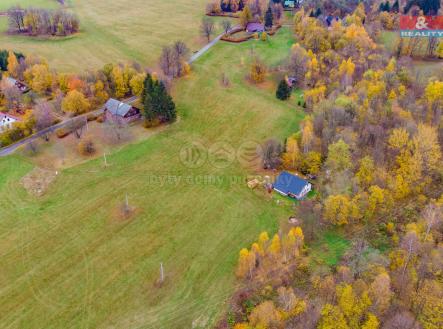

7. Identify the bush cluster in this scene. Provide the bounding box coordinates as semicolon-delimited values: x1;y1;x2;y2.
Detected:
7;6;80;36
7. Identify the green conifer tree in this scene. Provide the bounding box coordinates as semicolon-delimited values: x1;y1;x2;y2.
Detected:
265;6;273;29
276;79;291;100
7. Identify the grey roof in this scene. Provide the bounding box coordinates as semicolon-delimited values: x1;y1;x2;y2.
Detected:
246;23;264;32
105;98;132;117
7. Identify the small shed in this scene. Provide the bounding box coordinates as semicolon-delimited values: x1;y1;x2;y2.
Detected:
273;171;312;200
247;179;260;189
246;23;265;33
104;98;141;123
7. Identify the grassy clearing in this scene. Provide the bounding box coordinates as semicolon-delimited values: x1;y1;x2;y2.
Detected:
0;0;231;72
16;120;168;170
0;28;303;328
311;230;350;267
0;0;58;11
378;31;443;75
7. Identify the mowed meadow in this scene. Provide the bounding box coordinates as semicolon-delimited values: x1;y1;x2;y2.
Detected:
0;0;215;71
0;29;304;328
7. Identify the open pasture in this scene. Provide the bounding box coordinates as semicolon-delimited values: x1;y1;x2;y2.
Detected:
0;28;304;328
0;0;220;72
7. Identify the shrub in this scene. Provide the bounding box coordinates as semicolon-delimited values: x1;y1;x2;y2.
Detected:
261;32;267;42
96;114;105;123
0;126;26;147
143;118;161;128
250;59;267;84
77;139;96;156
55;128;70;138
86;113;98;121
7;7;79;36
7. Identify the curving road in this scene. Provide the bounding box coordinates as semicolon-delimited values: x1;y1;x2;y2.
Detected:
0;96;138;157
1;25;238;157
188;25;240;64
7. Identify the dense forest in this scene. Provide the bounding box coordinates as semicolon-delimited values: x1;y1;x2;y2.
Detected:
218;3;443;329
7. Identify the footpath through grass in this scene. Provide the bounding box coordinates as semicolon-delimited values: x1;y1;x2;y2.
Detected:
0;28;303;328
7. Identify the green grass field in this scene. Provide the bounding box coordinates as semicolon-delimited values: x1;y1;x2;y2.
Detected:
0;28;304;328
311;230;350;267
0;0;228;72
0;0;58;11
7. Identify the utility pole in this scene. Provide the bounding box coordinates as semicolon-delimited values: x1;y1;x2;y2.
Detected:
160;262;164;283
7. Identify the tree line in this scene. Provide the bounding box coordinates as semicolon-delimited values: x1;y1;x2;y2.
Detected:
0;47;178;146
219;3;443;329
7;6;79;36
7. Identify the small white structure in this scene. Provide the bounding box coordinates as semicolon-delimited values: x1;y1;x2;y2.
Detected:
0;113;19;131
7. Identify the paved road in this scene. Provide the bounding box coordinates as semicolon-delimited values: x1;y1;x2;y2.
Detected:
188;26;240;64
0;96;138;157
1;25;238;157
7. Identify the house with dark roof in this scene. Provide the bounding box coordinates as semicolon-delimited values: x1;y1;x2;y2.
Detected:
273;171;312;200
104;98;141;123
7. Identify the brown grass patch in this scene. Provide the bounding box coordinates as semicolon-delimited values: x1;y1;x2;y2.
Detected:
20;167;58;197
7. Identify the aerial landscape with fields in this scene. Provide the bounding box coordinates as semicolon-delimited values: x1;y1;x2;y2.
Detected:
0;0;442;329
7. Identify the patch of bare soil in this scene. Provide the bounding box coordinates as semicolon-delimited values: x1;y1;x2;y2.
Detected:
20;168;58;197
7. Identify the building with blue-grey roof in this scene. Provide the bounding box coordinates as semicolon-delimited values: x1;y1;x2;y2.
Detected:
273;171;312;200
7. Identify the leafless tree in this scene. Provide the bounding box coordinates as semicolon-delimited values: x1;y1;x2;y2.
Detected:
401;231;420;276
220;73;230;87
160;46;175;77
382;311;421;329
288;51;308;88
7;7;79;36
221;19;232;35
160;41;189;78
34;100;54;141
52;91;64;114
67;118;86;139
0;82;21;111
259;138;282;169
7;6;25;32
423;202;442;241
25;140;38;155
201;18;215;43
172;41;189;77
103;115;132;144
173;40;189;59
272;3;284;23
426;37;438;57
